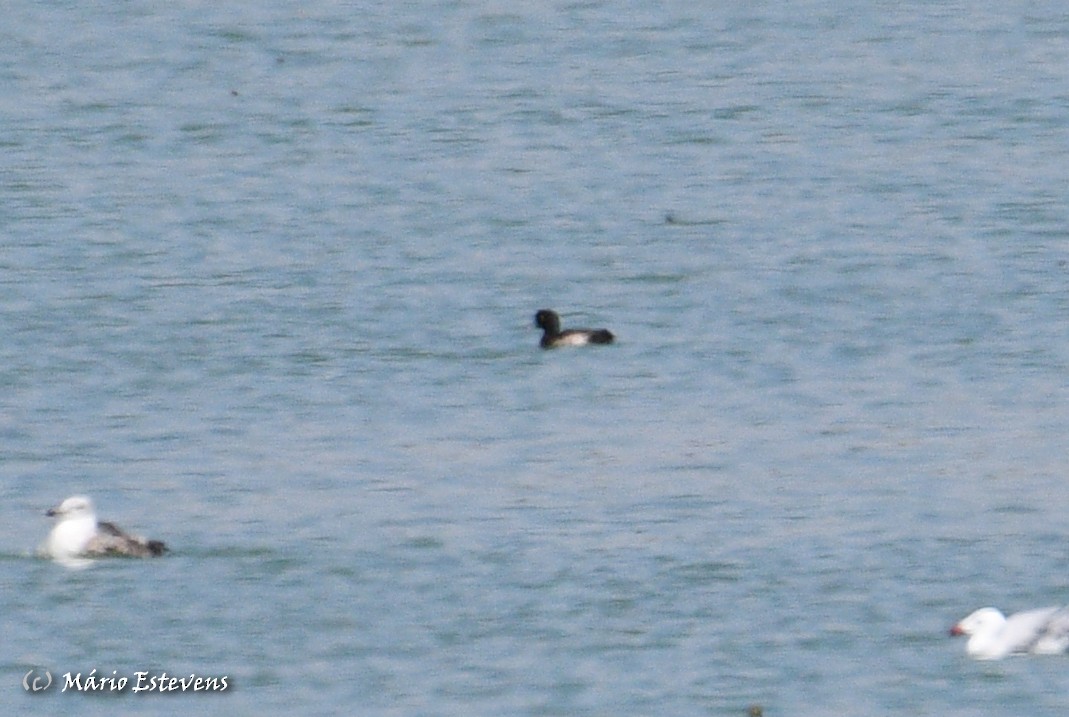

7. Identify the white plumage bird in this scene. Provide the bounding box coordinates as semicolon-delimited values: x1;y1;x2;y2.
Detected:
950;606;1069;659
43;495;167;567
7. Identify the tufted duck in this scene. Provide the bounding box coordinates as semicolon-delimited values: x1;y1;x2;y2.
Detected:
534;309;614;349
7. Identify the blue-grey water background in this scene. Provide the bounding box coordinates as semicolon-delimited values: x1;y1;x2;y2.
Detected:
4;1;1069;714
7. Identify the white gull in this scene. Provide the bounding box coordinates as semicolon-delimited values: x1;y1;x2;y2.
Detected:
950;606;1069;659
43;495;167;567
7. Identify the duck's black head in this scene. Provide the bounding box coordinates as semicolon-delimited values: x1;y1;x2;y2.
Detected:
534;309;561;335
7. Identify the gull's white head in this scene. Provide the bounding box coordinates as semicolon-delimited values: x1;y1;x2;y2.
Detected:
950;607;1006;637
46;495;97;522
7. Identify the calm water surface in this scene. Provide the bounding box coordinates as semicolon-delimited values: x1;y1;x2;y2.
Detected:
4;2;1069;715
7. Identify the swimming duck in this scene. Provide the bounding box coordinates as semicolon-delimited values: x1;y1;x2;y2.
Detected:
534;309;614;349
